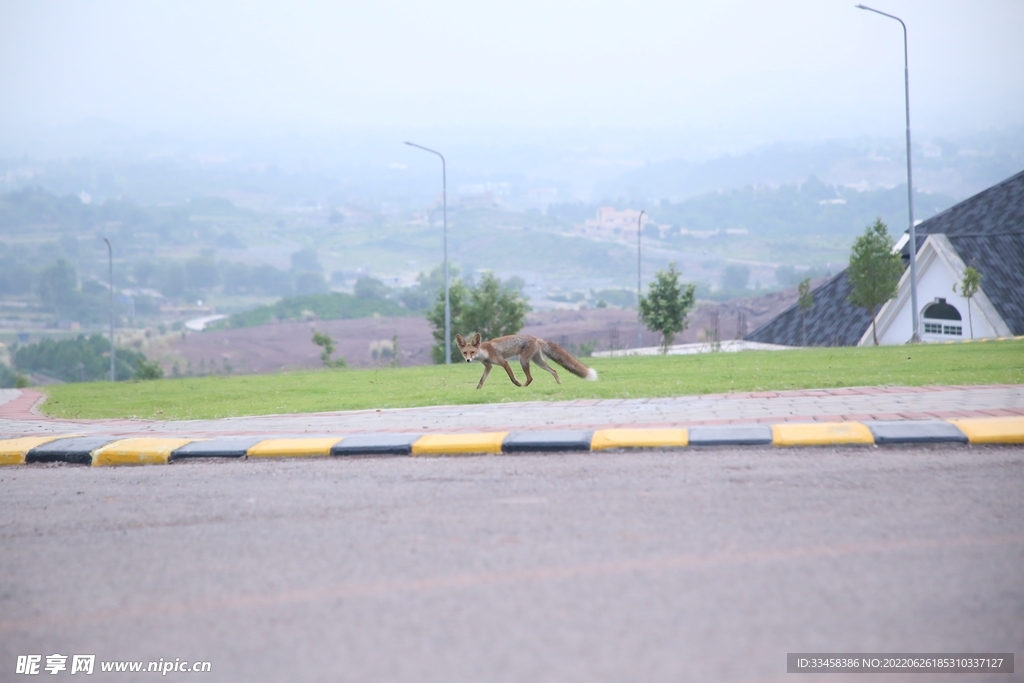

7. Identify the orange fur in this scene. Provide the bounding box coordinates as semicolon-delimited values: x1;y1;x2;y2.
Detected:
455;333;598;389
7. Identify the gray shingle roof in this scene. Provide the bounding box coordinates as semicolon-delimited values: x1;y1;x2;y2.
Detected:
746;168;1024;345
745;270;875;347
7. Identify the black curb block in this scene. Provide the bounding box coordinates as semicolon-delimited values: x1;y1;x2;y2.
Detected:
25;435;117;465
866;420;969;445
331;433;423;457
502;430;595;453
171;437;265;460
689;424;773;446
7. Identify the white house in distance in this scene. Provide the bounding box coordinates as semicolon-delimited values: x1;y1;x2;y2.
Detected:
747;169;1024;346
579;207;648;239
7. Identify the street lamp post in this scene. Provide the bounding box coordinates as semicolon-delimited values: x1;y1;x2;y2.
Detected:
856;4;920;342
637;209;644;350
102;237;115;381
404;142;451;364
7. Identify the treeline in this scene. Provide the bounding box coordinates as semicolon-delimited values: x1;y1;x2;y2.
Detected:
131;249;329;299
3;239;457;327
219;265;456;328
4;257;119;324
1;248;347;322
4;334;162;386
0;187;267;305
549;177;958;240
0;187;252;247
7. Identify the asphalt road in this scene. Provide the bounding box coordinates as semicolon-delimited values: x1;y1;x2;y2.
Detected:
2;445;1022;683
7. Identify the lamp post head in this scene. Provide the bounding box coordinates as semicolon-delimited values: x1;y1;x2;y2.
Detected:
854;4;905;26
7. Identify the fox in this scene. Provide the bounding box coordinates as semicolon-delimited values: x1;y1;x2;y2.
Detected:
455;332;599;389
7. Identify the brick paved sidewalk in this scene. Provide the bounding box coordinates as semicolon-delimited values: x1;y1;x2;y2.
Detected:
2;385;1023;438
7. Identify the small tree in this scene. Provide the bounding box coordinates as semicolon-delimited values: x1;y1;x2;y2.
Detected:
847;219;903;345
798;277;814;347
639;262;696;353
312;331;347;368
134;357;165;380
953;266;982;339
427;272;530;364
462;272;530;342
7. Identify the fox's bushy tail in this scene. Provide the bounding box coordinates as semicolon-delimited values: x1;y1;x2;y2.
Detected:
540;340;599;381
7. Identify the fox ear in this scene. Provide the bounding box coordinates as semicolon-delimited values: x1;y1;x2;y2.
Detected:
455;334;466;347
472;333;481;345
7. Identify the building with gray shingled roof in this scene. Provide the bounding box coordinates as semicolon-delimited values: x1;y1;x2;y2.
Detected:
746;169;1024;346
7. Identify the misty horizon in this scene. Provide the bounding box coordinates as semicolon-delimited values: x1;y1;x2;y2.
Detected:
3;1;1022;142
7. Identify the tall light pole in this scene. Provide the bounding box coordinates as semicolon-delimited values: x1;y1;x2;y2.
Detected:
856;4;920;342
102;237;115;381
637;209;644;350
405;141;451;363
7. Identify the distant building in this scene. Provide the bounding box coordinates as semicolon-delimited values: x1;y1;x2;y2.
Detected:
746;169;1024;346
579;207;647;239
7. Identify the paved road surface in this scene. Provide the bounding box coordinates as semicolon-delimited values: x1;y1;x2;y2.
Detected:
2;445;1022;682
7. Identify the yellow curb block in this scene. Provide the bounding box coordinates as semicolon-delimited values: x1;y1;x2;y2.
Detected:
246;438;341;458
412;432;508;455
948;417;1024;444
771;422;874;447
0;435;73;466
92;438;194;467
590;428;688;451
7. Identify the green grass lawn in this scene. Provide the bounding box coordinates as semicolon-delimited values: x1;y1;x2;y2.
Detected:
39;340;1023;420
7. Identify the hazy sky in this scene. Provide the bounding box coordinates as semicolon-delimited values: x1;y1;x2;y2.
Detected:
2;0;1022;144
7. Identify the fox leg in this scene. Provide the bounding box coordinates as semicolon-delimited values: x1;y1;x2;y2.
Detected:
518;356;536;386
531;352;561;384
476;362;494;389
499;359;522;387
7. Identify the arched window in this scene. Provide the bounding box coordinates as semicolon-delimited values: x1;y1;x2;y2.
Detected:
923;298;962;336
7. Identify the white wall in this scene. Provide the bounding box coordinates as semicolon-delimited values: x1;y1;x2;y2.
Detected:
869;236;1007;346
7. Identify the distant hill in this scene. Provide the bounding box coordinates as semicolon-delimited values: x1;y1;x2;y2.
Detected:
606;134;1024;202
649;178;959;239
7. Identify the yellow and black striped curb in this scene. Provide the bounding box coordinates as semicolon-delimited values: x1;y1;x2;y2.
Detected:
1;417;1021;467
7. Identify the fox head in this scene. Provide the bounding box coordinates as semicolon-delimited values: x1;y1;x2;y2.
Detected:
455;333;482;362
